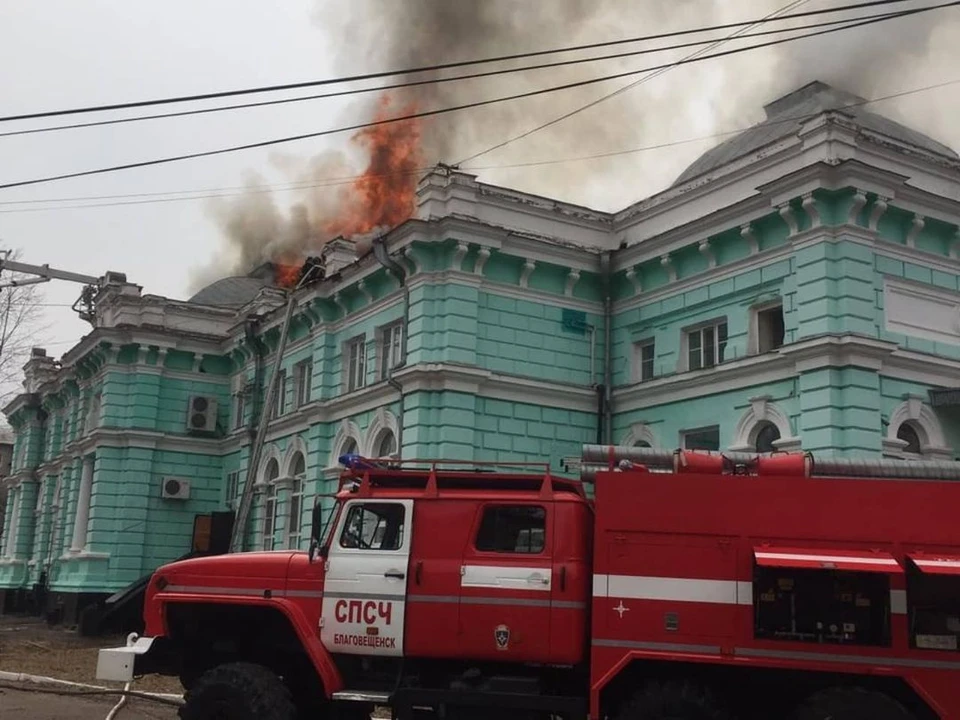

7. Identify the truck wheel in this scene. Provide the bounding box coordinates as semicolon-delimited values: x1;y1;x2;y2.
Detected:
615;681;727;720
789;687;916;720
178;661;297;720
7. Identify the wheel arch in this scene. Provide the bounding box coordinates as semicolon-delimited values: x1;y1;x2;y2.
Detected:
163;598;343;697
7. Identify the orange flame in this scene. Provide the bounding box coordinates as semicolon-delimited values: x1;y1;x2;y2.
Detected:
273;262;302;289
323;94;423;239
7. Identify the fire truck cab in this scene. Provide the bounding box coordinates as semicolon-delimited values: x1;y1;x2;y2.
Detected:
96;449;960;720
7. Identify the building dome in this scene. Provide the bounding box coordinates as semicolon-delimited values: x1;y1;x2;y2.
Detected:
673;81;958;187
187;275;270;308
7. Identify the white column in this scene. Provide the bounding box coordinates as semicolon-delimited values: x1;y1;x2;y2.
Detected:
70;455;94;553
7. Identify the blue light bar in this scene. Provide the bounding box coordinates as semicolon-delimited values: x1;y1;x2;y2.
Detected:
339;453;380;470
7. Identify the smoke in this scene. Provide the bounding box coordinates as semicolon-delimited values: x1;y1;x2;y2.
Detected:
193;0;960;290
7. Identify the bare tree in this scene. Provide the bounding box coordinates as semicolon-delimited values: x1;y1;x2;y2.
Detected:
0;248;46;538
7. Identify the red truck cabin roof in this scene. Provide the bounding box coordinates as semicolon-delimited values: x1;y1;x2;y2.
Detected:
590;463;960;718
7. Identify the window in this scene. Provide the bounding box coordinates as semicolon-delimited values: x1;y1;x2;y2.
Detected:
687;320;728;370
897;423;922;455
754;421;781;453
341;438;358;457
634;340;655;382
682;426;720;451
288;453;306;549
375;431;398;458
234;390;246;430
294;360;312;407
757;304;785;353
261;459;279;551
378;322;405;379
225;471;241;509
270;369;287;419
339;502;405;551
346;336;367;392
475;505;546;554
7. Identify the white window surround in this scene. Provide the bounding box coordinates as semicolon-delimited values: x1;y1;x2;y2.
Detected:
256;446;283;487
327;419;363;474
377;321;405;380
883;396;953;460
344;335;367;392
620;422;659;448
282;436;310;478
363;407;401;457
293;359;312;408
729;396;801;453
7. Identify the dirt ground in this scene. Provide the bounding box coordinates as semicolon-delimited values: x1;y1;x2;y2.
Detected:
0;687;179;720
0;615;183;694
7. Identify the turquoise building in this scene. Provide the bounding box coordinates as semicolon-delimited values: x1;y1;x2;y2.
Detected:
3;81;960;621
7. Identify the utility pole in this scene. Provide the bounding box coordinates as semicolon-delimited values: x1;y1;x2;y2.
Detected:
0;251;127;325
228;259;324;553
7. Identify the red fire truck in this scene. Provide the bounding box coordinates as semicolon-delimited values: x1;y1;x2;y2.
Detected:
96;445;960;719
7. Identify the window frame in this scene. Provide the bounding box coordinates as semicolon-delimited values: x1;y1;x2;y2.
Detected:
684;318;728;371
345;335;367;392
377;321;405;380
753;300;786;355
633;339;656;383
225;470;241;510
337;501;406;552
474;504;548;556
262;484;277;551
270;369;288;419
293;359;312;408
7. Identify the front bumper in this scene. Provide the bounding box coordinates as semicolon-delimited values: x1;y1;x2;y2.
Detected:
95;633;159;683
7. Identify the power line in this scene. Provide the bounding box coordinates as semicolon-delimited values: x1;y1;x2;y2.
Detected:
2;75;958;215
0;0;924;126
0;6;944;193
0;5;919;140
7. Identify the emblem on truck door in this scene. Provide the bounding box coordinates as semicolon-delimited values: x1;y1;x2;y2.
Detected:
495;625;511;650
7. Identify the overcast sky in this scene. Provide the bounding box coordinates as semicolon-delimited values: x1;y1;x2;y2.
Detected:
1;0;958;369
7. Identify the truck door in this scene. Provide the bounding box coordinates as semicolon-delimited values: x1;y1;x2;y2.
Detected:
458;501;554;662
320;498;413;657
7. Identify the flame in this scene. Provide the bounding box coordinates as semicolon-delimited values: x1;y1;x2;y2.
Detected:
274;262;302;289
322;94;423;239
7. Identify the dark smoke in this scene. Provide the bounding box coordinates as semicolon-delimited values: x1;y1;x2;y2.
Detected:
192;0;959;291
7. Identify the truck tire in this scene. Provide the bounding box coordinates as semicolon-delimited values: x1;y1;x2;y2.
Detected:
789;686;916;720
615;681;727;720
178;661;297;720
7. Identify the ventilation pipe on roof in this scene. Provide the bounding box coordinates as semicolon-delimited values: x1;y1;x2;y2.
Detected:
373;236;409;457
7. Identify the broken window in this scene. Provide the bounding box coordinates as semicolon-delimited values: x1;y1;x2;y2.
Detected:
757;303;786;353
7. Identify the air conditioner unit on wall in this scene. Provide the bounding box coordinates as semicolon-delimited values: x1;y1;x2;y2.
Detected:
161;477;191;500
186;395;218;433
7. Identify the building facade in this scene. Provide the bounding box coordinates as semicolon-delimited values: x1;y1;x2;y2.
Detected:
3;81;960;618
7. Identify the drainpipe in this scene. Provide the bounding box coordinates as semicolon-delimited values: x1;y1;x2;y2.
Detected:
600;251;614;444
373;237;409;455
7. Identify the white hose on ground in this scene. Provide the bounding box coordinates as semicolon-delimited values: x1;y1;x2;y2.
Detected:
104;681;131;720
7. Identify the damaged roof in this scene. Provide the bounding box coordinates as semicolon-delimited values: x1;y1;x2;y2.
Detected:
187;275;271;308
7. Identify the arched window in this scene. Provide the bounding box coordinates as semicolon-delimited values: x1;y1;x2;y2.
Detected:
633;440;651;448
754;421;781;453
376;431;398;458
341;438;358;456
897;422;922;455
287;452;306;550
261;459;279;551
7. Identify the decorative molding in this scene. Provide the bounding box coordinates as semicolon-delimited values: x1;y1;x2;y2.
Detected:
620;422;659;448
329;419;363;467
882;276;960;346
564;268;581;297
740;223;759;255
848;189;868;225
520;259;536;288
778;202;799;236
698;240;716;269
886;397;953;460
624;266;642;294
801;193;821;228
905;214;925;249
357;280;373;304
453;241;469;271
402;246;419;275
363;407;401;457
333;293;349;317
951;230;960;260
728;396;801;453
257;444;283;484
281;435;309;477
474;246;492;276
660;254;676;283
868;195;889;231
